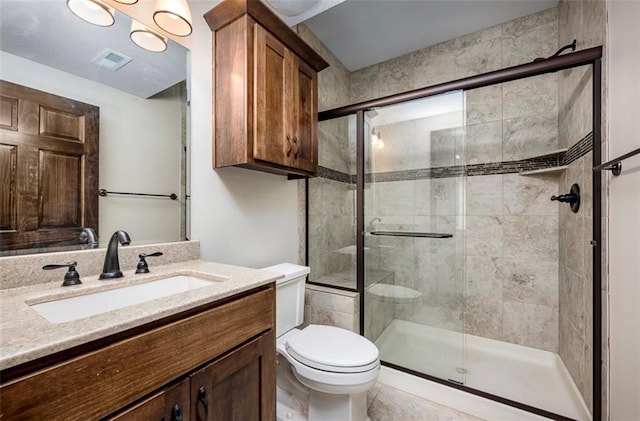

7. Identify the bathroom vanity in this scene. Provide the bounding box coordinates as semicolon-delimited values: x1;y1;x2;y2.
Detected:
0;257;280;420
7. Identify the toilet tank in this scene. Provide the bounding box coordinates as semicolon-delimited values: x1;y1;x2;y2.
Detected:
263;263;310;337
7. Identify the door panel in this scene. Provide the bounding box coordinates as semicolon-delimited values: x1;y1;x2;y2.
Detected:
253;25;288;167
39;106;85;142
0;144;17;230
38;151;82;228
190;332;275;421
0;80;99;251
291;56;317;173
108;378;190;421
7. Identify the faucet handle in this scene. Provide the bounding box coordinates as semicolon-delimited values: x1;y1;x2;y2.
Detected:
43;261;82;287
135;252;163;274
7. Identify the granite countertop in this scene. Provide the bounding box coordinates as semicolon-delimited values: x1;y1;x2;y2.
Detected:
0;260;283;371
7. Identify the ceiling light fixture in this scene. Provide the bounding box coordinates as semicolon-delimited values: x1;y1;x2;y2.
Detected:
153;0;193;37
371;129;385;150
130;20;167;53
66;0;115;27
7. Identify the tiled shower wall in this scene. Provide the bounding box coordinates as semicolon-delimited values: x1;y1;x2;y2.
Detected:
296;25;354;283
557;0;606;414
353;8;563;352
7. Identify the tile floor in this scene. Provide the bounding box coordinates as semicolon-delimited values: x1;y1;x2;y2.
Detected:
367;383;485;421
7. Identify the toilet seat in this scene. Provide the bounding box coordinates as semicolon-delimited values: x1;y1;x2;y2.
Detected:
286;325;379;373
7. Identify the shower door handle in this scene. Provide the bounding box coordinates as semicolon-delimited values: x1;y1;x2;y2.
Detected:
369;230;453;238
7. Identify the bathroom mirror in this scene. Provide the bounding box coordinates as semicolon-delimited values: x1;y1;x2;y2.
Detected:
0;1;189;256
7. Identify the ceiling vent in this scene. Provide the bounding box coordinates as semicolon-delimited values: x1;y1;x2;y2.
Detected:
91;49;132;71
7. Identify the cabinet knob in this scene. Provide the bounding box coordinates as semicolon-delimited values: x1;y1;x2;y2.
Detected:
292;136;299;159
171;403;183;421
197;386;208;420
285;135;292;157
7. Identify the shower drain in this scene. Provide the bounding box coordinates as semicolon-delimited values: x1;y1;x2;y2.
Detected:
455;367;468;374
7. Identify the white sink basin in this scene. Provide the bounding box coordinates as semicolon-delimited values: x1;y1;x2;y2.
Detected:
30;275;221;323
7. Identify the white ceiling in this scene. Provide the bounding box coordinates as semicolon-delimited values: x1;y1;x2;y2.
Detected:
0;0;187;98
303;0;559;71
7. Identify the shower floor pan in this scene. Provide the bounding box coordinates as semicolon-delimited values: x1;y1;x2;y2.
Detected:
375;319;590;421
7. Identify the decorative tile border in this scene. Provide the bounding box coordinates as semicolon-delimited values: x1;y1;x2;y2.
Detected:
318;166;353;183
561;132;593;166
318;132;593;184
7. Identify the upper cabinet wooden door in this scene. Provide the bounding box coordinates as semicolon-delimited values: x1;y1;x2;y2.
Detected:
205;0;328;177
290;55;318;173
253;24;319;172
0;80;99;251
254;24;290;168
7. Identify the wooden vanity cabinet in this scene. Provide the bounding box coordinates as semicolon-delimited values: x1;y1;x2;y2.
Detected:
205;0;329;177
110;378;190;421
190;332;275;420
111;332;275;421
0;285;275;421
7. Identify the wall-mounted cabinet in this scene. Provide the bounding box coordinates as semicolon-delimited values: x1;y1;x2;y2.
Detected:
205;0;329;177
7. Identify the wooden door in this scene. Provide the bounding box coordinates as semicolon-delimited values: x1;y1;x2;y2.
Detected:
0;81;98;251
108;378;190;421
190;332;275;421
253;24;290;168
290;56;318;173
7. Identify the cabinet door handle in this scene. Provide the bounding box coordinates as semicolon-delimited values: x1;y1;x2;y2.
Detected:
171;403;183;421
292;136;299;159
197;386;208;420
285;135;292;157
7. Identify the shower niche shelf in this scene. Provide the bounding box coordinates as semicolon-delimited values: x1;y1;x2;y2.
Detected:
518;148;568;176
519;165;568;176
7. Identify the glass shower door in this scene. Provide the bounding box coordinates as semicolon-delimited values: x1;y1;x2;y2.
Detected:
363;92;467;383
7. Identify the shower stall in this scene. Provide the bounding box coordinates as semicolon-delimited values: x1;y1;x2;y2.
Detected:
306;47;602;420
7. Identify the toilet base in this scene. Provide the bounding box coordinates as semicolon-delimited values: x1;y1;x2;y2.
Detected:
308;389;368;421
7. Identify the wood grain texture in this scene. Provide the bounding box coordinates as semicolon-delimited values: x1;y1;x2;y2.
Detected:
290;56;318;174
108;378;191;421
204;0;328;72
190;331;275;421
214;17;249;168
253;24;288;167
0;144;17;231
207;3;322;177
0;286;275;420
0;80;98;251
38;151;81;228
0;95;18;130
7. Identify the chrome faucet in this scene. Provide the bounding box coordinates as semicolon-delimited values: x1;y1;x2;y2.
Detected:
99;230;131;279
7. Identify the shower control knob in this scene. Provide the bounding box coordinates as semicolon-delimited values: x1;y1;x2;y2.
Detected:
550;193;577;203
551;183;580;213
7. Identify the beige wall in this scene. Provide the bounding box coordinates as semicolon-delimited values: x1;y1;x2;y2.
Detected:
184;1;301;268
606;1;640;420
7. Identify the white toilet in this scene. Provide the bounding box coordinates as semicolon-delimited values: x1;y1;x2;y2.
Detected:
264;263;380;421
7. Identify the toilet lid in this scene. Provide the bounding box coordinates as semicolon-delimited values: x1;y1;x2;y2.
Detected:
285;325;379;373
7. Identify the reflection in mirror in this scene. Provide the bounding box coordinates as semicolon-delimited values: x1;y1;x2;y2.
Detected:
0;1;189;256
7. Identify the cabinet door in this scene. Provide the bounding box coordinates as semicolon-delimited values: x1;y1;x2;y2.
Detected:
109;378;190;421
289;56;318;173
190;332;275;421
254;24;290;167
